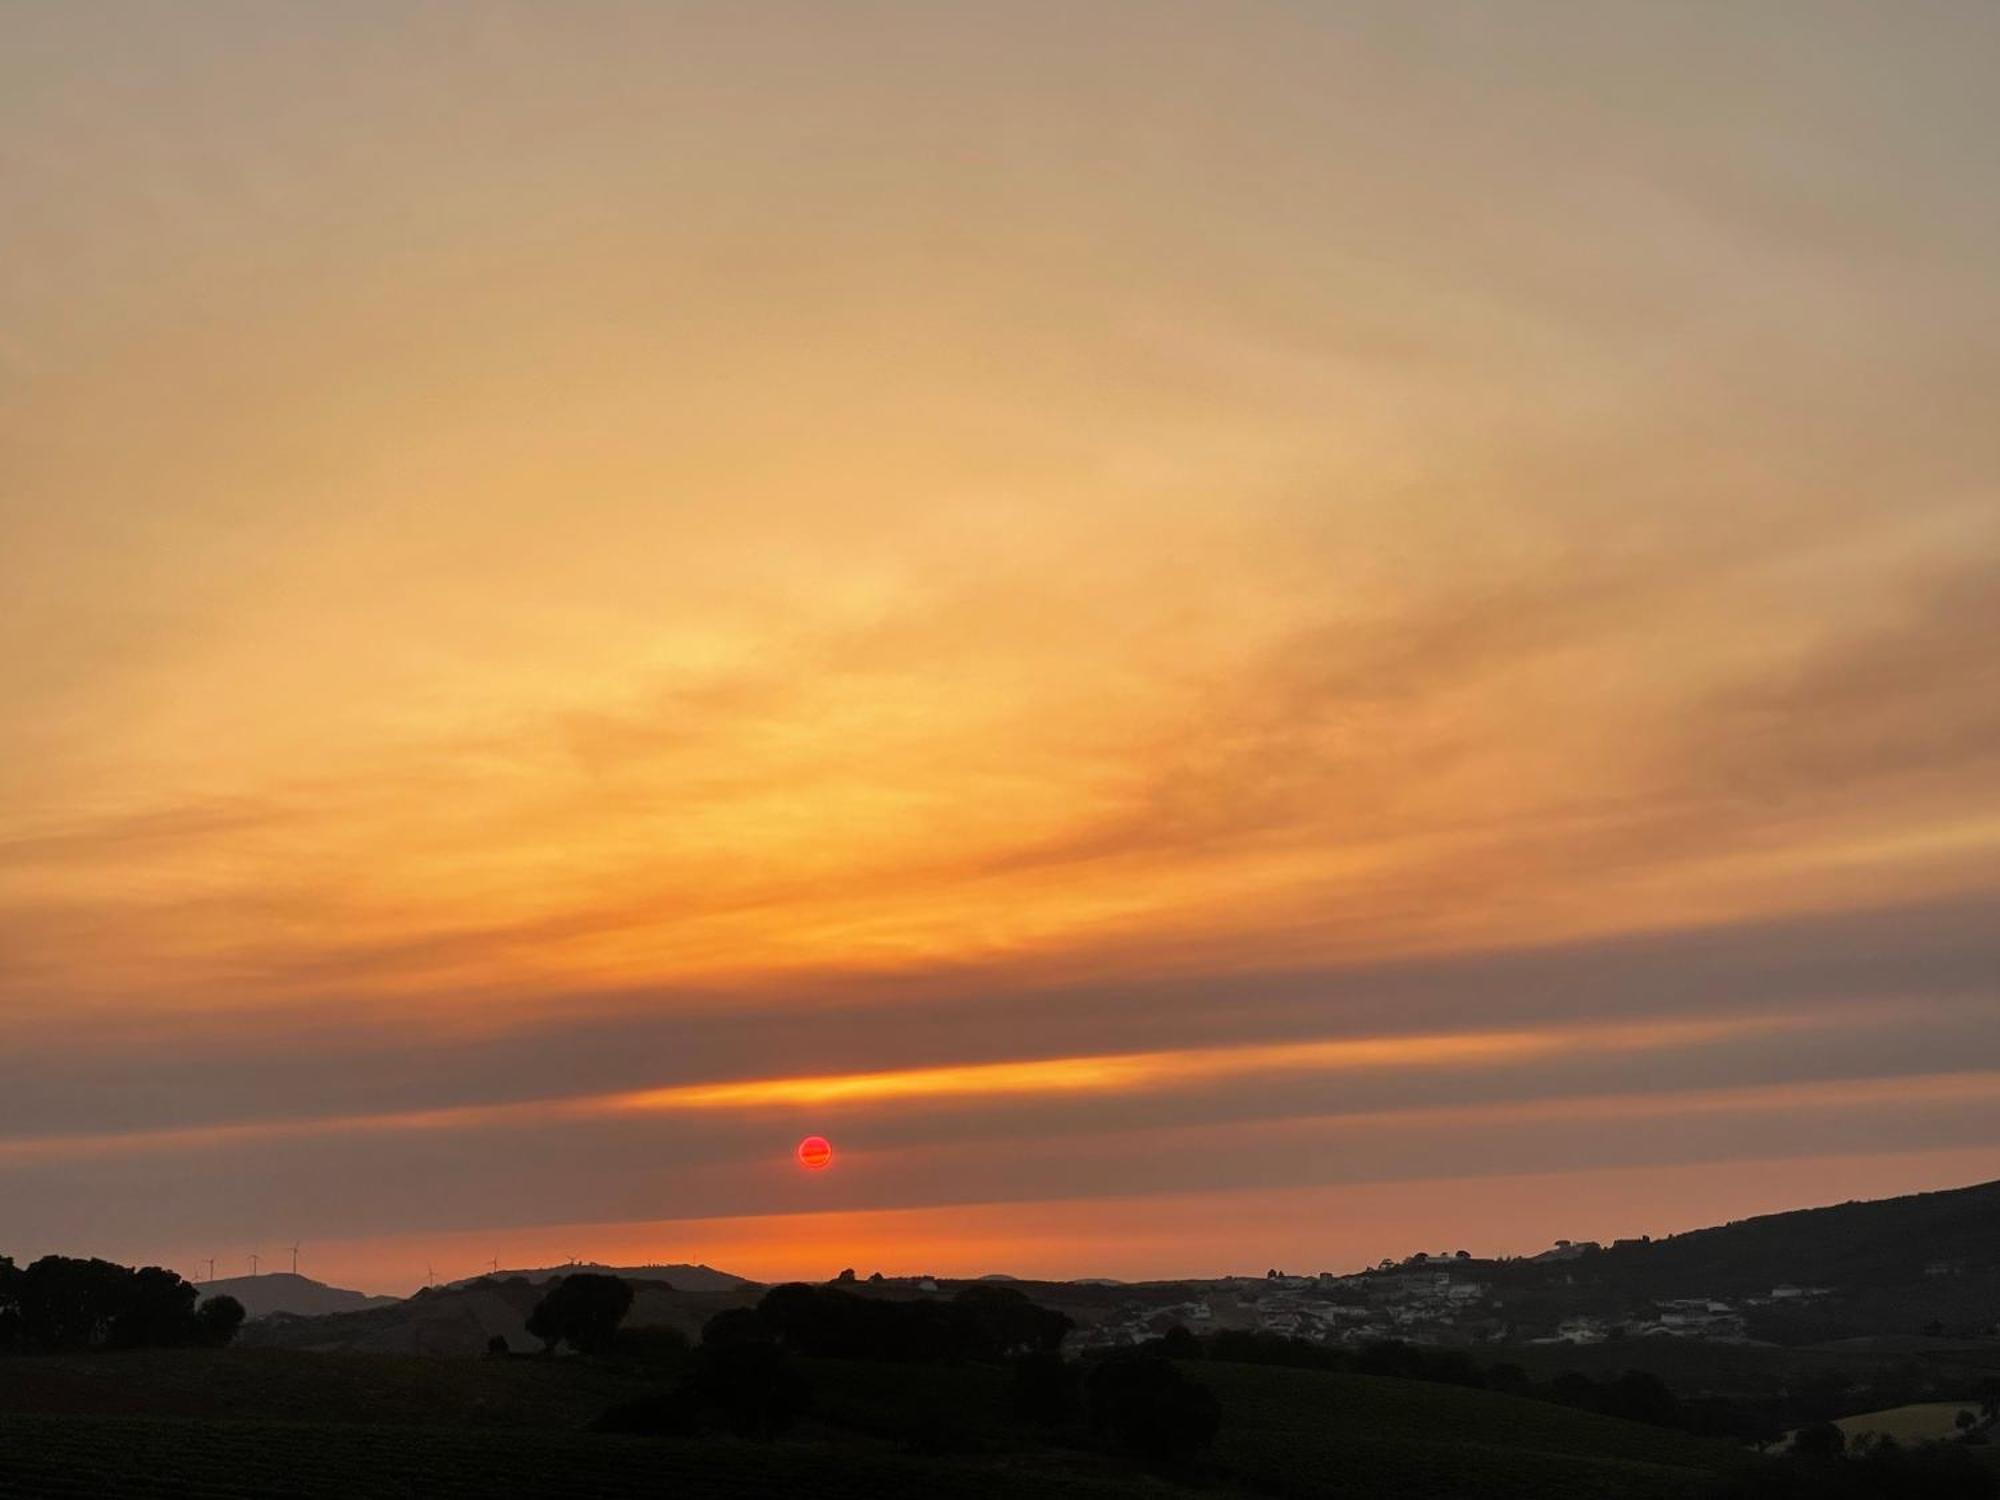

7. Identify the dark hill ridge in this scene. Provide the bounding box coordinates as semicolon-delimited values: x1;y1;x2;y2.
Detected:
194;1272;399;1320
443;1261;753;1293
229;1177;2000;1355
1589;1176;2000;1293
241;1273;761;1356
1438;1175;2000;1347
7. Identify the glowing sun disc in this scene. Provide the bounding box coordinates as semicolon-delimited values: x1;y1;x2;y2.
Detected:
797;1135;833;1170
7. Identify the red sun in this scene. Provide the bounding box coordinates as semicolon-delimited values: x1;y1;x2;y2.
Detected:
797;1135;834;1171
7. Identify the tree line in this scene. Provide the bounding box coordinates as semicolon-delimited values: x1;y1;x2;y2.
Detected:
523;1273;1222;1467
0;1255;245;1352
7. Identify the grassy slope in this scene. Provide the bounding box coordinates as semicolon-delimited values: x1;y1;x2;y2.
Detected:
1190;1361;1741;1500
0;1347;1750;1500
0;1347;643;1427
0;1413;1168;1500
1834;1401;1986;1444
1496;1336;2000;1395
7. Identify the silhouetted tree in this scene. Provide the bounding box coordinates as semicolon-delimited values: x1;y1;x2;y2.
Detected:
1792;1421;1847;1459
1086;1353;1221;1465
193;1294;245;1348
1205;1329;1337;1370
952;1284;1073;1359
692;1339;810;1438
0;1256;18;1351
525;1273;632;1354
701;1306;771;1349
17;1257;141;1350
1010;1349;1081;1427
1598;1370;1685;1428
750;1282;1071;1364
608;1324;688;1366
1;1257;230;1352
1356;1339;1430;1381
1157;1324;1202;1360
109;1266;199;1348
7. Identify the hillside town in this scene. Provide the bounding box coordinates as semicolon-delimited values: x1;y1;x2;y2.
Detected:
1069;1246;1841;1351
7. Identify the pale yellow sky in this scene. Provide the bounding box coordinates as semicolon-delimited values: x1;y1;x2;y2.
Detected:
3;2;1996;1290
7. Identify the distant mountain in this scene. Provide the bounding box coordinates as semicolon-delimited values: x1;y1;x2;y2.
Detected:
444;1261;754;1293
196;1271;400;1319
242;1271;759;1356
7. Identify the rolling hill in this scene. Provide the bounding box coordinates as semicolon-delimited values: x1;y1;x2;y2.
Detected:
1585;1176;2000;1293
195;1272;399;1320
0;1345;1749;1499
239;1274;760;1356
447;1261;752;1293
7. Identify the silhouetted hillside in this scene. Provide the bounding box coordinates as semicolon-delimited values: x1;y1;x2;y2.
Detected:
1593;1178;2000;1293
197;1273;398;1320
447;1262;752;1293
241;1274;758;1356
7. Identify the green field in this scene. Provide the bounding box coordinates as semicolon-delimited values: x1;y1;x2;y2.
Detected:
1190;1362;1740;1500
0;1347;1754;1499
1834;1401;1987;1445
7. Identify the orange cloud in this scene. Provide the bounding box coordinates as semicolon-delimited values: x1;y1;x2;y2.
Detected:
599;1014;1787;1113
0;1011;1816;1165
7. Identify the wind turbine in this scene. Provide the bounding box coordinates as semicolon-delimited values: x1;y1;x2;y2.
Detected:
202;1258;216;1284
248;1253;261;1276
426;1263;436;1289
289;1243;301;1276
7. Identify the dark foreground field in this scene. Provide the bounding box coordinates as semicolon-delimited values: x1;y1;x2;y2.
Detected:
0;1346;1745;1499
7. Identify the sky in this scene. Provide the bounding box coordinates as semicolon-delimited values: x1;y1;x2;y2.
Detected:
3;1;1997;1294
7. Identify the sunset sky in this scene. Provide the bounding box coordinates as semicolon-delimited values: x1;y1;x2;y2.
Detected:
4;2;1997;1294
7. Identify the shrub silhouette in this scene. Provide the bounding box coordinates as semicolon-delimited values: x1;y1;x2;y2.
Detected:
109;1266;199;1349
753;1281;1071;1363
1009;1349;1080;1427
17;1257;134;1349
525;1273;632;1355
608;1324;689;1366
193;1294;246;1348
692;1339;811;1439
1791;1420;1846;1459
1086;1352;1221;1465
700;1306;771;1349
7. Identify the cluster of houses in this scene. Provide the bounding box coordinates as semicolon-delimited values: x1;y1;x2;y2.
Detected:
1532;1285;1834;1345
1068;1251;1842;1350
1071;1264;1502;1350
